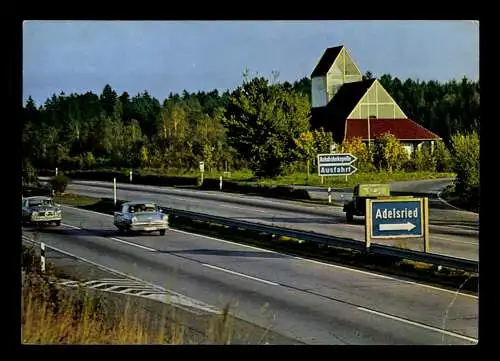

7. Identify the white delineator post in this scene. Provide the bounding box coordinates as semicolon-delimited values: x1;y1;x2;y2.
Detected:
113;177;117;205
55;167;58;176
40;243;46;273
328;187;332;204
129;170;133;183
219;176;223;191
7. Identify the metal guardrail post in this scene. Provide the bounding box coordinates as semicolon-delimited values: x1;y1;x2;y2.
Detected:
40;242;46;273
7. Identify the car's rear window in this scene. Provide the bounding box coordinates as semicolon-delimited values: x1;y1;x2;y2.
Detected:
29;199;54;207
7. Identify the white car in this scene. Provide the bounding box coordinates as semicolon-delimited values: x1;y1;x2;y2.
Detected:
22;196;62;226
113;201;168;235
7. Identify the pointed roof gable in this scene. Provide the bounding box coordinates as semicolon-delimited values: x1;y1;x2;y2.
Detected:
311;46;344;78
326;79;376;120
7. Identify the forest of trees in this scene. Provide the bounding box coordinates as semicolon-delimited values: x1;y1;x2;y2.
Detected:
22;71;480;180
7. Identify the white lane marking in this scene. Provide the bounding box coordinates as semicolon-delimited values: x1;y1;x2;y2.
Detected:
21;236;221;314
59;204;478;299
60;220;157;252
431;235;479;246
62;223;81;229
108;237;157;252
202;264;279;286
218;203;268;213
291;256;478;300
171;228;278;253
357;307;478;344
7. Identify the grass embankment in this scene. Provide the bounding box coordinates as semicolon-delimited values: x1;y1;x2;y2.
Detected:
53;192;478;295
21;244;244;344
40;167;455;189
440;184;479;214
130;168;455;187
236;170;455;188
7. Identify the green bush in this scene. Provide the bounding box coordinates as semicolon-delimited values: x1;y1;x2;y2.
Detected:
434;140;453;172
373;132;407;172
50;174;69;194
404;144;436;172
450;131;479;195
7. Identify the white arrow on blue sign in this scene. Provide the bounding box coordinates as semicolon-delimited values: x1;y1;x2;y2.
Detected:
379;222;416;232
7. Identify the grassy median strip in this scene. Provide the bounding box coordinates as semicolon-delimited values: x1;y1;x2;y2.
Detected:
51;192;478;295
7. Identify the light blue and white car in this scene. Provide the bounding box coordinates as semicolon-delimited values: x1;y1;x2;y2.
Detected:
22;196;62;226
113;201;168;236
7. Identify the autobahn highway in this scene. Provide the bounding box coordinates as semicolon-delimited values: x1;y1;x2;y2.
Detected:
59;180;479;261
21;205;478;345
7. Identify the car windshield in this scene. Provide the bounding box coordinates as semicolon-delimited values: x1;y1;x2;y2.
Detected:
131;204;157;213
29;199;55;207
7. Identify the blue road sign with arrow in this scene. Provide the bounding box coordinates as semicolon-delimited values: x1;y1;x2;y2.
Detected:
370;198;424;238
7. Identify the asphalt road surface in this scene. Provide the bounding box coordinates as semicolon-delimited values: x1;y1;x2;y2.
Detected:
22;239;300;344
59;180;478;261
21;205;478;345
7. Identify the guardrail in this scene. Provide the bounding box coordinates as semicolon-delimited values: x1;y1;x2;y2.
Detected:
163;207;479;273
32;179;479;273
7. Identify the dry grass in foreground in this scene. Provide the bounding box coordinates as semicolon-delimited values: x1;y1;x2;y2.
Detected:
21;272;236;344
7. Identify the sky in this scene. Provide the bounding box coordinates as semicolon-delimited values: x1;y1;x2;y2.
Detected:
23;20;479;106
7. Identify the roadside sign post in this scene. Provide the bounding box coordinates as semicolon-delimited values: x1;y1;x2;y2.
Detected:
40;242;46;273
423;197;430;252
113;177;117;205
365;200;372;250
199;161;205;184
365;197;429;252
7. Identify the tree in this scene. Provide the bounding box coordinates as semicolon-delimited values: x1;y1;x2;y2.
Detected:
373;132;407;172
434;140;453;172
450;131;479;195
294;131;316;178
224;75;311;178
312;128;334;154
341;137;374;171
363;71;374;80
100;84;118;117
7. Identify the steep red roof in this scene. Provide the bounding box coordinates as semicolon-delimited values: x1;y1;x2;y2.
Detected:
345;118;441;141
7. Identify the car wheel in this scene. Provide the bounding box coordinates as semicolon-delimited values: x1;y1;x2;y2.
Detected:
54;220;61;226
346;213;354;222
159;229;166;236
